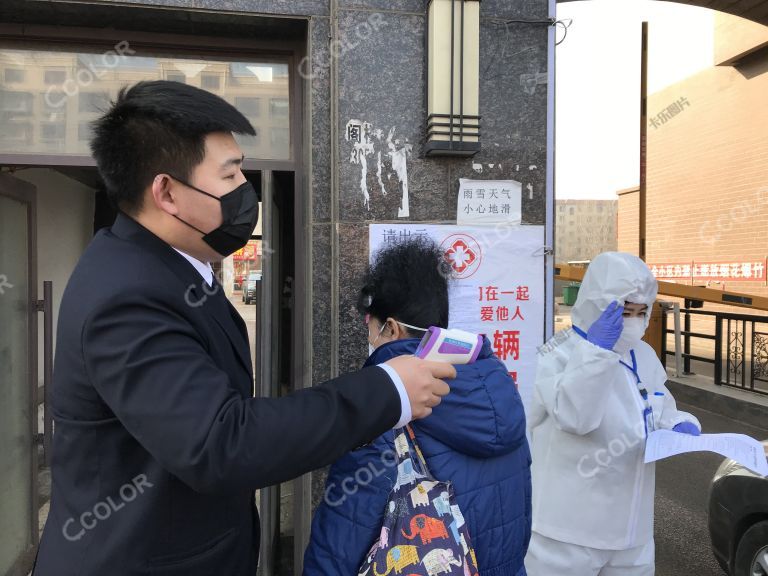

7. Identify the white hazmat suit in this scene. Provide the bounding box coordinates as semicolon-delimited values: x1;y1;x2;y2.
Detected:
525;253;700;576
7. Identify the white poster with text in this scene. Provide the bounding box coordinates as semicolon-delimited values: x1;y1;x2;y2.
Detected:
369;224;545;411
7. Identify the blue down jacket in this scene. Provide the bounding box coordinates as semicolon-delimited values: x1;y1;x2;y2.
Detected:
303;337;532;576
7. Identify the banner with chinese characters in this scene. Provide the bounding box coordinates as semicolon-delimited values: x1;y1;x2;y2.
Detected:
370;224;545;411
649;260;766;283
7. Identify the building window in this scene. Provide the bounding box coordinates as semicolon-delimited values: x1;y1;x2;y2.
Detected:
4;69;25;83
40;122;66;141
201;73;221;90
41;92;67;123
270;127;289;151
0;91;34;115
270;98;289;119
569;207;575;216
79;92;110;114
167;73;186;84
597;204;604;213
1;122;33;144
44;70;67;85
0;50;290;160
235;97;261;118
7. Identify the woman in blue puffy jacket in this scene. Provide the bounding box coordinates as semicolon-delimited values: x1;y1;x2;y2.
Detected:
303;237;532;576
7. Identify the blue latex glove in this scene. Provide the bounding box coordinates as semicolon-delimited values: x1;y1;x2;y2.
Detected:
586;301;625;351
673;422;701;436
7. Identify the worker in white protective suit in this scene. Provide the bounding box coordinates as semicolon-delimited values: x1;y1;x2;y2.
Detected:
525;252;701;576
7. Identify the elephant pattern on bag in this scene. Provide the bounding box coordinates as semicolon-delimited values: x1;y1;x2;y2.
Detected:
393;459;425;491
401;514;449;545
388;497;411;520
357;428;478;576
373;545;420;576
432;492;450;517
421;549;463;576
394;433;410;457
409;481;437;508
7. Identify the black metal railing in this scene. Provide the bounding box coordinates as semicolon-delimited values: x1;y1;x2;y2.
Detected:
662;305;768;396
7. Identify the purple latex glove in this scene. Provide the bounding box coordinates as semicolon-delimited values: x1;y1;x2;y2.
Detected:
673;422;701;436
586;301;625;351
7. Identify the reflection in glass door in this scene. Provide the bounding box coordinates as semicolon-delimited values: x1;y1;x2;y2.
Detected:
0;174;38;576
0;49;291;161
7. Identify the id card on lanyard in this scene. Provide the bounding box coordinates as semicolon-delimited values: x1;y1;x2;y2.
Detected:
620;350;655;437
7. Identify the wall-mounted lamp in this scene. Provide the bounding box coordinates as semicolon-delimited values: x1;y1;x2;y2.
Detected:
425;0;481;157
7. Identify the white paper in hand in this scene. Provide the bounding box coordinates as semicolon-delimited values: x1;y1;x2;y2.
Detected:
644;430;768;476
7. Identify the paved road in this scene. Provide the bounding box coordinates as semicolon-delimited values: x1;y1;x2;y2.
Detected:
655;402;768;576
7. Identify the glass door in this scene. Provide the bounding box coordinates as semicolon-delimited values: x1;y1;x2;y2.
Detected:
257;171;302;576
0;173;38;576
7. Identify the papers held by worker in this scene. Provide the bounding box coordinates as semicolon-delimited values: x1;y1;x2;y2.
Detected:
644;429;768;476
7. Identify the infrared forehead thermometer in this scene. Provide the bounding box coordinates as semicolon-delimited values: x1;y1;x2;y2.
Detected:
414;327;483;365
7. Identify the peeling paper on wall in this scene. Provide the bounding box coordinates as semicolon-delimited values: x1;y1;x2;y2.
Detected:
346;119;411;218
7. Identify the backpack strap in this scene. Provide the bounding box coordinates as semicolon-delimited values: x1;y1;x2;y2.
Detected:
405;424;434;479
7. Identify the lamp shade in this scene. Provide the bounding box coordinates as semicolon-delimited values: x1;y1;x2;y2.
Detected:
426;0;481;157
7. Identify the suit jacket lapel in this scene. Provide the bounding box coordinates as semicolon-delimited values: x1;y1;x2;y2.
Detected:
207;279;254;380
225;299;254;371
111;213;254;382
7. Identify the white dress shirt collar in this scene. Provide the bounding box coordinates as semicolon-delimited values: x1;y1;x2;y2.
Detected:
173;248;214;287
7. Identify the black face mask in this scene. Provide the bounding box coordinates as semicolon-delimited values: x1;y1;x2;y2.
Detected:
171;176;259;257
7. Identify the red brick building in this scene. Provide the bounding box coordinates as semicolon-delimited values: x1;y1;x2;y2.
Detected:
618;12;768;301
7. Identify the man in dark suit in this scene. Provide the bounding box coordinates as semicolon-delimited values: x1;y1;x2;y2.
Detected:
33;81;454;576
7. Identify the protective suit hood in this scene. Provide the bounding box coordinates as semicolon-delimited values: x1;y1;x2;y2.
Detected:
571;252;658;333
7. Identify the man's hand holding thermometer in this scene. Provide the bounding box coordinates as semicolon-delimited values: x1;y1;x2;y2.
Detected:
385;327;483;420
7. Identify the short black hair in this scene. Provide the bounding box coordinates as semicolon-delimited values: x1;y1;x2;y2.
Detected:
90;80;255;214
357;236;452;336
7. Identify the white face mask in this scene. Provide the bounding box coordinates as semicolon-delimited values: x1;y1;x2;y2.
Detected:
614;316;647;356
367;320;428;357
368;323;386;357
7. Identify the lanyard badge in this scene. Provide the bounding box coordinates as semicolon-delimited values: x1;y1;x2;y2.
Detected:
621;350;655;437
643;405;655;436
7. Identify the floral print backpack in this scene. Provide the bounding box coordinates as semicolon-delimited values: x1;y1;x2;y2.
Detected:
357;426;479;576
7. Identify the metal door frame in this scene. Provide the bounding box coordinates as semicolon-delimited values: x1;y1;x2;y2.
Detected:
0;172;39;576
256;167;311;576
